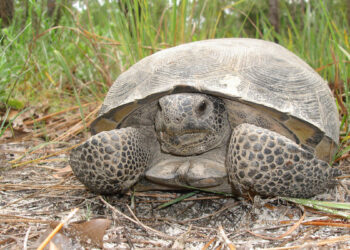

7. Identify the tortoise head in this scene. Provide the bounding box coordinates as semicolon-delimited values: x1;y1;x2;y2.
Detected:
155;93;231;156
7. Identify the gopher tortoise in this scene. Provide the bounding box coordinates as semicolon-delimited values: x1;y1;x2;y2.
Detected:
70;38;341;198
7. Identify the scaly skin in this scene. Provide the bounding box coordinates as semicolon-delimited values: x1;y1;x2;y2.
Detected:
226;123;342;198
70;128;153;194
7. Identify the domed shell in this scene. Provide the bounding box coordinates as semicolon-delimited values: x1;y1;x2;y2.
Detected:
91;38;339;161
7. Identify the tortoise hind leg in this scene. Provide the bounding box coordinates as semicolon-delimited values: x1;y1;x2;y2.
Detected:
226;123;341;198
69;127;155;194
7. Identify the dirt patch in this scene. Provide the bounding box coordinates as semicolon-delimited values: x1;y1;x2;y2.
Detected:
1;142;350;249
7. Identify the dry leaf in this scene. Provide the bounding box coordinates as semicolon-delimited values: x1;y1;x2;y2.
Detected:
35;218;111;249
70;218;112;247
50;218;112;248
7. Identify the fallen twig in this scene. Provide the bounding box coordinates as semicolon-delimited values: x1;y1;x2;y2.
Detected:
247;206;306;240
218;225;236;250
202;237;216;250
99;196;174;240
264;235;350;250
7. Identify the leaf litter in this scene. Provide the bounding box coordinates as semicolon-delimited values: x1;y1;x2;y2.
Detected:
0;104;350;249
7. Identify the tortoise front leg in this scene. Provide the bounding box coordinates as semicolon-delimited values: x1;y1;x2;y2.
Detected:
69;127;156;194
226;123;342;198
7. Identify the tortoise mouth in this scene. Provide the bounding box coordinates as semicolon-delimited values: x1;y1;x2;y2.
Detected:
158;128;210;136
157;130;216;156
158;130;209;144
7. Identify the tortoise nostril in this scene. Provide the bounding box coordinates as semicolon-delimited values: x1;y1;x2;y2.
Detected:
196;101;207;115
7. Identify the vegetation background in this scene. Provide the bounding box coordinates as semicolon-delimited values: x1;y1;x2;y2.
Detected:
0;0;349;155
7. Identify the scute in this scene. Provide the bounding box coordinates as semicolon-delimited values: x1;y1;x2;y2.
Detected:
91;38;338;153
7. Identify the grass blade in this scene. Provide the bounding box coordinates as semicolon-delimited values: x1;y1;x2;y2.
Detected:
281;197;350;219
157;190;199;209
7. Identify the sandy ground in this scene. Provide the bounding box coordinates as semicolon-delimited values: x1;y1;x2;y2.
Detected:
1;141;350;249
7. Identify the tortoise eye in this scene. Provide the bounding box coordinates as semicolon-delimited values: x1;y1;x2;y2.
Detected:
196;101;207;115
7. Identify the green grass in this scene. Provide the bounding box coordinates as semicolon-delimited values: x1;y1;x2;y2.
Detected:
282;197;350;219
1;0;349;154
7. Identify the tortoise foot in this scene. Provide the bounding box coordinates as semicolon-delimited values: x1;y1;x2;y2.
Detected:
70;127;153;194
226;123;341;198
